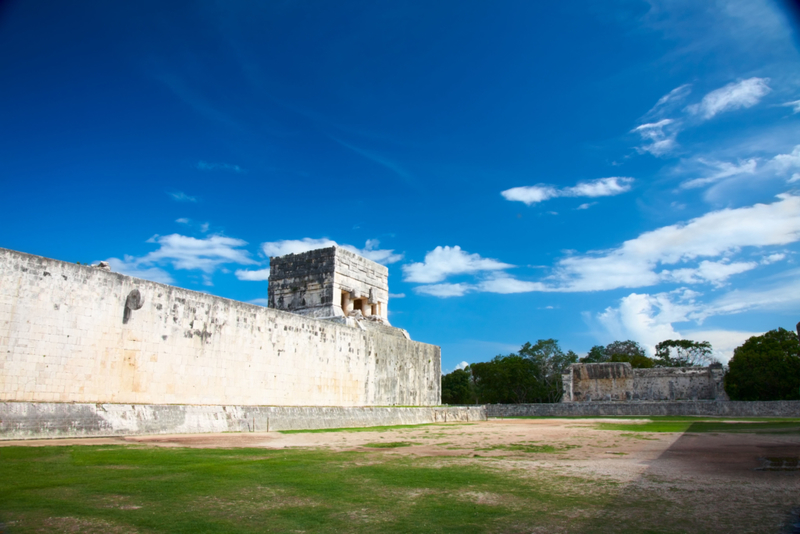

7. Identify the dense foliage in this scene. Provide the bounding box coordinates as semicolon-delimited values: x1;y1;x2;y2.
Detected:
725;328;800;401
446;339;577;404
441;367;475;405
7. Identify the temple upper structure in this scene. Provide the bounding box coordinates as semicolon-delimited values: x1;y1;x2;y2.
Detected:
267;246;390;325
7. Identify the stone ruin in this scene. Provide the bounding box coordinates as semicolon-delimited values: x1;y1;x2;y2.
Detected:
268;246;391;326
562;362;728;403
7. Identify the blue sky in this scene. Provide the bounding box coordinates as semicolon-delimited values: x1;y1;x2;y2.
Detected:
2;0;799;371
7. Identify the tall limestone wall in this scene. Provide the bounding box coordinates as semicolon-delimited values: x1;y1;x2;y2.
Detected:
0;248;440;406
562;362;727;402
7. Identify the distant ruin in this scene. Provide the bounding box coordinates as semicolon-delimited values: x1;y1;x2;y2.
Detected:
561;362;728;403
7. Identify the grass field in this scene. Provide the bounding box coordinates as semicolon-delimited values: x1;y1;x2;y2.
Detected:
0;445;620;533
1;417;797;533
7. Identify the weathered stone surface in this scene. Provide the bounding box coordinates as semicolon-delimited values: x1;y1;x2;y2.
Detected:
0;402;485;439
562;362;728;402
268;246;391;323
487;401;800;417
0;247;440;407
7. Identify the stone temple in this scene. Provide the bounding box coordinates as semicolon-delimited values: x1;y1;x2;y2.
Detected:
268;246;391;325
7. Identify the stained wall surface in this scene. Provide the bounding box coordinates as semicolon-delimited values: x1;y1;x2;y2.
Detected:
0;248;440;406
268;247;389;321
562;362;728;402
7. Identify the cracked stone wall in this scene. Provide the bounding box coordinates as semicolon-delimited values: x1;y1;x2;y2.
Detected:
0;248;440;406
562;362;728;402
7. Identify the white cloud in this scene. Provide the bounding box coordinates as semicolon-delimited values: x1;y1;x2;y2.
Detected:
501;177;633;206
679;158;758;189
176;218;190;224
686;77;771;120
103;257;174;284
631;119;679;156
596;290;763;362
761;253;786;265
235;268;270;281
770;145;800;175
261;238;403;265
780;100;800;114
551;194;800;291
389;293;406;299
500;185;558;205
576;202;597;210
168;191;198;203
141;234;256;273
597;291;693;355
660;260;758;286
476;275;547;294
248;298;270;307
403;246;512;283
455;361;469;370
595;269;800;362
415;282;473;298
196;160;247;173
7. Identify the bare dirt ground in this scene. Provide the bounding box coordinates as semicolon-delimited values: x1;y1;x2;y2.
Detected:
3;418;799;533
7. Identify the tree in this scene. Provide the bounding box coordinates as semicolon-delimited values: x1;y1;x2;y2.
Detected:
518;339;578;403
654;339;717;367
605;340;655;368
470;354;540;404
725;328;800;401
441;367;476;404
469;339;578;404
580;345;608;363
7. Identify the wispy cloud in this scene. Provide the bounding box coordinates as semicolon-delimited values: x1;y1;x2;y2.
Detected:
685;77;771;120
106;233;257;286
168;191;198;203
631;119;680;156
501;177;634;206
410;194;800;298
235;268;270;281
196;160;247;173
781;100;800;114
549;194;800;291
679;158;758;189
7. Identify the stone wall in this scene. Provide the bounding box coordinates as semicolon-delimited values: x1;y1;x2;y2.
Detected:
486;401;800;418
0;402;484;440
0;248;440;407
562;362;727;402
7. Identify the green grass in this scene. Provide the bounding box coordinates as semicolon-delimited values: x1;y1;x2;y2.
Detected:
279;423;471;434
0;445;628;534
595;419;800;434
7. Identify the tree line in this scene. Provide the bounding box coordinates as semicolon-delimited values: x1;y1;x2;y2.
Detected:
442;327;800;404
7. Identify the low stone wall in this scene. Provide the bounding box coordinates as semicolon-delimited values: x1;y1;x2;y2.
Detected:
486;401;800;418
0;402;486;440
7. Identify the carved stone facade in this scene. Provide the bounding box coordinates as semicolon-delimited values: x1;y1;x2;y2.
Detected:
562;362;728;402
268;246;390;325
